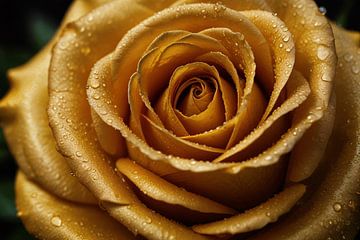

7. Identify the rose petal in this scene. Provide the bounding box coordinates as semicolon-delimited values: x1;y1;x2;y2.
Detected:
103;202;211;240
15;171;137;240
242;10;295;122
192;184;306;235
247;24;360;240
49;0;154;204
288;93;336;182
130;72;224;160
163;158;288;210
171;0;271;12
0;0;112;204
116;158;236;215
88;57;127;157
214;70;310;163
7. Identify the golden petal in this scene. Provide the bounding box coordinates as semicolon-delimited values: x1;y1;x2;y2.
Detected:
163;157;288;211
200;28;268;149
16;171;137;240
247;23;360;240
0;0;110;204
171;0;271;12
49;0;154;204
129;72;224;160
268;0;335;116
192;184;306;235
103;202;211;240
159;62;226;134
116;158;236;215
88;55;127;157
91;108;126;157
214;70;310;163
242;10;295;122
141;114;224;160
194;52;239;120
288;93;336;182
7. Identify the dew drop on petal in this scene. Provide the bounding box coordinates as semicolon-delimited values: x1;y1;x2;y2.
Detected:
318;6;327;15
351;65;359;75
344;53;353;62
317;46;330;60
75;151;82;157
333;202;342;212
51;216;62;227
92;93;100;100
283;35;290;42
321;72;332;82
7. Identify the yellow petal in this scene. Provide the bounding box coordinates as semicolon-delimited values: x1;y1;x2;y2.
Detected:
214;70;310;163
200;28;268;149
104;202;211;240
116;158;236;215
247;23;360;240
88;55;127;157
0;0;108;204
192;184;306;235
288;92;336;182
49;0;154;204
129;72;224;160
180;52;240;148
242;10;295;122
16;171;137;240
171;0;271;12
163;158;288;211
157;62;226;135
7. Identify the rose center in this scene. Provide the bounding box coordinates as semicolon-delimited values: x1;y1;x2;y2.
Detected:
175;77;215;116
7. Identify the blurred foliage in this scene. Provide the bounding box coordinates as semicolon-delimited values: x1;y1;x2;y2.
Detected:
0;0;358;239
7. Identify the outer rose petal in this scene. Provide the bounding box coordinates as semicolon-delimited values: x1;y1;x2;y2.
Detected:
247;25;360;240
0;0;114;204
15;171;138;240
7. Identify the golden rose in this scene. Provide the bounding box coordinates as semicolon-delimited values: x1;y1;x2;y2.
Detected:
1;0;360;239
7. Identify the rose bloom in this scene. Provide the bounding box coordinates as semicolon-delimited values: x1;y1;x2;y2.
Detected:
1;0;360;239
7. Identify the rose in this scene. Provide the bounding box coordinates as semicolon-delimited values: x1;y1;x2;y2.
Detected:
1;0;360;239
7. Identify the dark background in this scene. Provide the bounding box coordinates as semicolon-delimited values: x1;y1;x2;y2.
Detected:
0;0;359;239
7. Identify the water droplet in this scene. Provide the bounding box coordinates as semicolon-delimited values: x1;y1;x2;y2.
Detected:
90;81;100;89
317;46;330;60
321;72;332;82
92;93;100;100
344;53;353;62
347;200;355;209
51;216;62;227
351;65;359;75
279;43;284;48
17;211;23;217
333;202;342;212
319;6;327;15
75;151;82;157
266;212;271;217
283;35;290;42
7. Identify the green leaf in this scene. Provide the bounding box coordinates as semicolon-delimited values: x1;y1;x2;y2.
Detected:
0;181;17;220
27;11;57;50
336;0;356;27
